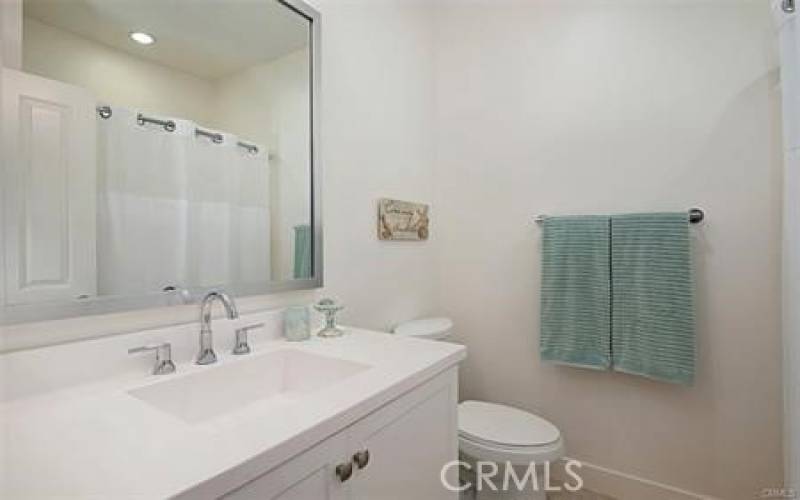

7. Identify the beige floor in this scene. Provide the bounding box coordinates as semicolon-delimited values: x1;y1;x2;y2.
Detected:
547;489;616;500
459;487;616;500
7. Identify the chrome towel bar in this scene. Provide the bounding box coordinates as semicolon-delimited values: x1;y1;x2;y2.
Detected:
534;208;705;224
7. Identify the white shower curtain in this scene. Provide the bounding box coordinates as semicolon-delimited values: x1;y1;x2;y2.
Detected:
232;145;271;286
97;106;271;296
776;0;799;490
97;107;191;296
185;129;237;288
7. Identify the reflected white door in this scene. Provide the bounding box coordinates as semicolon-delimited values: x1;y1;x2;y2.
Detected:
1;69;97;305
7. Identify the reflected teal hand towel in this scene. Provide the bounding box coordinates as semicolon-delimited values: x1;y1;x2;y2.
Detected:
611;213;695;385
540;216;611;369
293;224;312;279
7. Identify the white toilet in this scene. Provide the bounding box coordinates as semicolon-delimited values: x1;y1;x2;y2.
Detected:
393;318;565;500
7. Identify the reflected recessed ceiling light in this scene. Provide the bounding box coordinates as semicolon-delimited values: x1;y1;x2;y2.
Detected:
129;32;156;45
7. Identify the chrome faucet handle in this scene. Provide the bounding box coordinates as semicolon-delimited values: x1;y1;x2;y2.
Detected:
233;323;264;355
128;343;176;375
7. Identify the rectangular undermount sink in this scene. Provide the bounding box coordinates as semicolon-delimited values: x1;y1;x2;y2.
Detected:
128;349;370;423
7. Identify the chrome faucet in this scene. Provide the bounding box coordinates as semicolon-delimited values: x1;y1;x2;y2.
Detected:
128;342;176;375
197;290;239;365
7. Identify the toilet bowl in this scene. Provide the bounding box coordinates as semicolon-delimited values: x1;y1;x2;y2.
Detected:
459;401;564;500
393;318;565;500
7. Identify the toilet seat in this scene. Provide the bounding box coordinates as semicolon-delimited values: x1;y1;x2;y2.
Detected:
458;401;565;465
459;432;565;465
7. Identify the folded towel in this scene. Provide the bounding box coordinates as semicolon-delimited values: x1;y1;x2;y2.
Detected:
540;216;612;369
611;213;695;385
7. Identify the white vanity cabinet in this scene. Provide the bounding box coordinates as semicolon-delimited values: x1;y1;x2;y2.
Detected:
1;326;466;498
223;431;350;500
222;368;459;500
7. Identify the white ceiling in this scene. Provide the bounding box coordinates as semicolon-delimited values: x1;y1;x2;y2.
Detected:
23;0;310;79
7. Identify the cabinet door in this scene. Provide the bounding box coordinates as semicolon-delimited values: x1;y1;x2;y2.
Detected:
1;69;97;305
348;370;459;500
222;431;350;500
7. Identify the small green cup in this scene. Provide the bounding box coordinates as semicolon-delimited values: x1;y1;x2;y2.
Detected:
284;305;311;341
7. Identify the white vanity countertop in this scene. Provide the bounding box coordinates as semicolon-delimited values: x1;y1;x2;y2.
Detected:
1;328;466;499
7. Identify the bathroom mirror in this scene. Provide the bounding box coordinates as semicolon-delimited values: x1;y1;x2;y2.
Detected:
0;0;321;324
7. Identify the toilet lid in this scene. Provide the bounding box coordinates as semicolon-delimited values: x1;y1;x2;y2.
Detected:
458;401;560;447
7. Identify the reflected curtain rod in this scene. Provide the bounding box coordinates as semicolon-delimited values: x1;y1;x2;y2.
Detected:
534;208;705;224
96;106;259;155
190;127;260;155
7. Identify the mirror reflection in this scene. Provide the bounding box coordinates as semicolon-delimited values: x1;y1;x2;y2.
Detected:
6;0;314;317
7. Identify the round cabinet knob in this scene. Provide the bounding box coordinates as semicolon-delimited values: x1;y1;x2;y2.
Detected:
335;461;353;482
353;449;370;469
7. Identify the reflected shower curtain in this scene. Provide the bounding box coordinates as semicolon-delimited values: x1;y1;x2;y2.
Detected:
185;130;272;288
97;107;271;296
185;130;236;288
97;107;191;296
233;146;271;285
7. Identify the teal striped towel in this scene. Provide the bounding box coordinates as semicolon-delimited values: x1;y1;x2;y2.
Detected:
611;213;695;385
540;216;612;369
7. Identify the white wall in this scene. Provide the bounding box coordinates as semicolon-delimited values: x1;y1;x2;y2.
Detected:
433;1;783;498
312;0;439;331
0;0;21;69
22;17;216;124
215;50;312;281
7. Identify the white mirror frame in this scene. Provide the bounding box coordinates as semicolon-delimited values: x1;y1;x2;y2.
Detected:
0;0;323;326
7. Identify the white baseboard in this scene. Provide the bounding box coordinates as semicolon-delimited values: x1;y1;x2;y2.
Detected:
551;457;719;500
